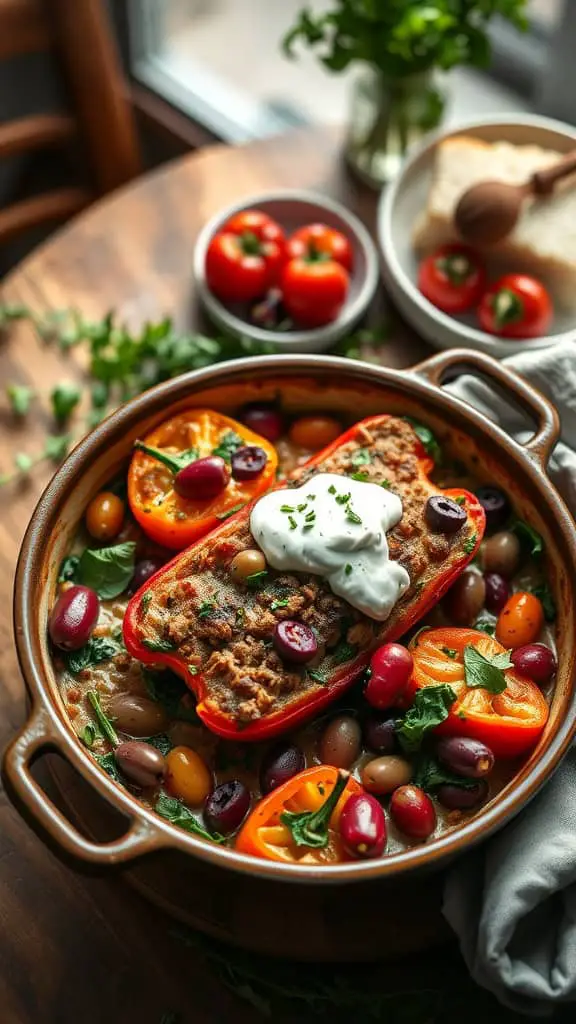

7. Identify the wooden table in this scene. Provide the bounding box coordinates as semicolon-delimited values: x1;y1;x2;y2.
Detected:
0;129;435;1024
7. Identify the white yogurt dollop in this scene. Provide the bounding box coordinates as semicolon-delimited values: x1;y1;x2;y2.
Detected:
250;473;410;621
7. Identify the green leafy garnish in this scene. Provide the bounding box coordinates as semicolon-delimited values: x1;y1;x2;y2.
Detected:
288;515;297;530
58;554;79;583
212;430;243;461
530;582;556;621
397;685;456;753
414;755;478;794
463;534;477;555
270;598;289;611
198;600;215;619
140;592;152;614
79;723;100;748
155;793;225;843
346;507;362;525
281;770;348;848
77;541;136;599
405;418;442;463
87;690;119;746
64;636;122;675
350;448;371;466
133;441;198;475
307;668;328;683
454;496;465;506
96;750;122;782
350;471;369;481
51;381;81;424
344;563;353;576
245;570;268;587
463;645;512;694
510;517;543;556
215;503;244;520
146;733;172;756
331;641;357;665
142;637;177;653
6;383;34;416
474;617;496;636
335;491;351;505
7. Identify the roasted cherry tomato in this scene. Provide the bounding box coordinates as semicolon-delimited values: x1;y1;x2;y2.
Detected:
477;274;552;339
127;408;277;550
235;766;362;864
418;244;486;314
407;627;549;757
205;209;286;303
286;223;353;272
495;591;544;649
281;257;349;328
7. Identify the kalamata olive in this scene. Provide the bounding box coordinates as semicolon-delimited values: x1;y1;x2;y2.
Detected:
390;785;436;840
319;715;361;769
115;740;166;788
128;557;164;594
445;571;486;625
166;746;213;806
481;531;521;578
436;736;495;779
289;416;342;451
205;780;250;835
361;755;412;795
107;693;170;737
363;713;399;754
229;548;267;583
274;619;318;664
260;742;305;794
240;403;283;442
484;572;510;614
425;495;467;534
475;486;510;532
174;455;229;501
437;779;488;810
511;642;557;685
339;792;386;858
231;445;268;481
85;491;124;541
49;585;99;650
365;643;413;709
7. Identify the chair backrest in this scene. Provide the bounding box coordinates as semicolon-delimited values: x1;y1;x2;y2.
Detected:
0;0;142;245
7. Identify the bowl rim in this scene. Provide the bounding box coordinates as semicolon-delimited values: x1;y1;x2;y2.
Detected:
193;188;380;346
378;112;576;354
9;351;576;883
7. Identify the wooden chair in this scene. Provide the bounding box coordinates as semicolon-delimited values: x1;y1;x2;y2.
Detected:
0;0;142;245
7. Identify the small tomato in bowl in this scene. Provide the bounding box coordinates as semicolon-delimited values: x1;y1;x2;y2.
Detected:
205;209;286;303
477;273;553;339
418;244;486;314
287;222;353;272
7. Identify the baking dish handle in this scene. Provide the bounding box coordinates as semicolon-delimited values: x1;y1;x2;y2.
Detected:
411;348;560;470
3;703;169;865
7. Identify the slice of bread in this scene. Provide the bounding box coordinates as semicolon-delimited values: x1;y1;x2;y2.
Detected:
413;135;576;310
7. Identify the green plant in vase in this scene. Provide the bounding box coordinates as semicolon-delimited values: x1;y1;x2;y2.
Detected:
283;1;528;188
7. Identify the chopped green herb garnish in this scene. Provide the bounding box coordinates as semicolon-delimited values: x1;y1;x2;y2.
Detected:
328;484;337;495
463;645;512;694
345;563;353;576
332;641;357;665
140;592;152;614
307;669;328;683
96;751;122;783
51;381;81;424
142;637;178;653
405;418;442;463
397;685;456;753
335;491;351;505
246;570;268;587
288;515;297;530
188;665;199;675
212;430;243;462
216;503;244;520
454;496;466;505
280;504;295;513
198;600;215;618
270;598;289;611
79;723;100;748
350;471;369;481
463;534;477;555
58;554;79;583
474;618;496;636
350;448;372;466
380;479;391;489
346;507;362;525
306;493;316;500
305;510;316;522
297;503;308;512
441;646;457;659
414;754;478;794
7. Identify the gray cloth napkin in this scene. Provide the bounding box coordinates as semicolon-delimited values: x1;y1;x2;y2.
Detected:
442;340;576;1016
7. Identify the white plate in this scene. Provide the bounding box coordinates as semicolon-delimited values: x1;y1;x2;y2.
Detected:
378;113;576;358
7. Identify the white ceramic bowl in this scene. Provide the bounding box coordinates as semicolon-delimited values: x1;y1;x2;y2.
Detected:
193;189;379;353
378;114;576;358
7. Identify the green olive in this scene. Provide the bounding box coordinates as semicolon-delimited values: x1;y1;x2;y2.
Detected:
229;548;266;583
361;755;412;795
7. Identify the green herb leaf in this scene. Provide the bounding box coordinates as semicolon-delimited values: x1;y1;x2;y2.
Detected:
198;600;215;619
79;723;100;748
212;430;243;462
288;515;297;530
155;793;225;843
96;750;122;782
142;637;178;653
6;383;34;416
245;570;268;587
270;597;289;611
405;418;442;463
216;503;244;520
87;690;119;746
463;534;477;555
530;582;556;622
43;433;71;462
146;733;172;756
140;591;152;614
413;755;478;794
474;617;496;636
77;541;136;599
510;517;543;556
307;668;328;683
280;771;348;848
350;448;372;466
51;381;81;424
64;636;121;675
344;563;353;576
397;685;456;753
58;554;79;583
350;471;369;481
346;507;362;524
463;645;512;694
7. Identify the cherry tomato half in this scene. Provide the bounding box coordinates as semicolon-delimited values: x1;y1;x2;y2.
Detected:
477;274;552;339
287;223;353;272
205;209;286;304
418;245;486;314
281;258;349;328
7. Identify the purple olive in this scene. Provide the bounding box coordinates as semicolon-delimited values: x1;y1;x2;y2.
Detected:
484;572;510;614
115;741;166;788
204;780;250;834
425;495;467;534
339;792;387;858
511;643;557;685
174;455;229;501
128;557;164;594
260;742;305;794
475;487;510;532
273;620;318;664
240;403;283;442
363;713;399;754
49;585;99;650
436;736;495;779
437;779;488;810
231;445;268;481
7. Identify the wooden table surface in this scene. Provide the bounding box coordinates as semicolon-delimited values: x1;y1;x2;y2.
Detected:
0;128;437;1024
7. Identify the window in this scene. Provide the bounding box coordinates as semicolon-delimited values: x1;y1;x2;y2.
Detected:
124;0;574;143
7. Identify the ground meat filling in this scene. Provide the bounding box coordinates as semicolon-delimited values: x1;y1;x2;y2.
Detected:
134;418;477;723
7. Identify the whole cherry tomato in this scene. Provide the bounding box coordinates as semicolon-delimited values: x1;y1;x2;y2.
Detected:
205;209;286;303
477;274;552;339
281;257;349;328
418;244;486;314
287;223;353;272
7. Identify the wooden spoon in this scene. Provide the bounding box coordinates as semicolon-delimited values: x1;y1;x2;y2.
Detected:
454;149;576;246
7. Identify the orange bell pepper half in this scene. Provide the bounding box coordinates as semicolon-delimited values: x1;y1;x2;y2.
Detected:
235;766;362;864
127;408;277;549
407;627;549;758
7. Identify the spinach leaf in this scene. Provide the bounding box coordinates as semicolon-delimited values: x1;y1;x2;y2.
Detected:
77;541;136;599
64;635;121;675
155;793;225;843
397;685;456;753
96;751;123;783
510;517;543;556
413;755;478;794
58;554;79;584
405;418;442;463
146;733;172;756
463;645;512;694
530;582;556;622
